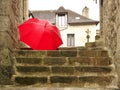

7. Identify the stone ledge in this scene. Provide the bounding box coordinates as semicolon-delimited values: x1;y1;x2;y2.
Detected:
0;86;117;90
14;49;108;58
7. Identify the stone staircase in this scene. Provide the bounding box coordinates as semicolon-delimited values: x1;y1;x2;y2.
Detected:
13;47;118;89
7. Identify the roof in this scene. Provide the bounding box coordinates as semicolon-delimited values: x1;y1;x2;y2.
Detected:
31;6;99;25
56;6;67;14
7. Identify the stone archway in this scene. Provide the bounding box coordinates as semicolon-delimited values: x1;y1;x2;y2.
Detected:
1;0;120;88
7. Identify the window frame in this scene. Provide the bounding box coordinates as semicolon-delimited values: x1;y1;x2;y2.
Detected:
67;34;75;46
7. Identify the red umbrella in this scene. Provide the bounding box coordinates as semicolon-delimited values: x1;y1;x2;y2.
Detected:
18;18;63;50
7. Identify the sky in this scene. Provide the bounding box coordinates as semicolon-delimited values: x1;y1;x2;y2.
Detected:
28;0;100;21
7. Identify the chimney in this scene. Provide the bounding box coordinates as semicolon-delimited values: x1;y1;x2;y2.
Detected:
82;6;89;18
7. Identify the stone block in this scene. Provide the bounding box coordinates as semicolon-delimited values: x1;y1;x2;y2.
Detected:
16;58;42;65
60;50;77;57
15;76;48;85
51;66;74;74
85;42;97;48
97;50;108;57
95;57;112;65
78;76;114;86
16;66;50;73
44;57;66;65
78;50;108;57
59;47;78;50
68;57;112;66
68;57;91;65
75;66;112;73
78;50;88;57
47;50;60;57
14;50;46;58
50;76;77;83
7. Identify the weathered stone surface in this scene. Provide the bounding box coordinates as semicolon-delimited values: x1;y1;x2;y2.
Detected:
0;16;10;28
0;31;13;48
78;76;114;87
1;86;117;90
51;66;74;74
0;48;12;66
0;0;11;15
0;48;15;85
13;49;117;88
50;76;77;83
16;58;42;64
15;76;48;85
0;66;14;85
44;57;66;65
15;50;109;58
100;0;120;88
78;50;108;57
75;66;112;73
60;50;77;57
0;0;24;85
68;57;112;66
16;66;50;73
14;50;47;58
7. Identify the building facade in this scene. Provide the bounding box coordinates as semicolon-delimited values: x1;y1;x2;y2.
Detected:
31;6;99;47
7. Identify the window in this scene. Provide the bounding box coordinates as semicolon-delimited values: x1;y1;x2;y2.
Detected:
58;14;65;26
56;14;67;27
67;34;75;46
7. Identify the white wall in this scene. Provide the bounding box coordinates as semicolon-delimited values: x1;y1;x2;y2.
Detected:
59;24;97;47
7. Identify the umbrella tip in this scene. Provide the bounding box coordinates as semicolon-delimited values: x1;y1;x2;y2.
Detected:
29;11;34;18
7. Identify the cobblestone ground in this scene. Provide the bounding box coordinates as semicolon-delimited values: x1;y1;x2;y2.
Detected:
0;86;117;90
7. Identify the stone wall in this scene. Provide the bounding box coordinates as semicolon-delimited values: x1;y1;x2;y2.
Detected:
100;0;120;88
0;0;24;85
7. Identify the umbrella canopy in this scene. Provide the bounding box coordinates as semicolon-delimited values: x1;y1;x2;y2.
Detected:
18;18;63;50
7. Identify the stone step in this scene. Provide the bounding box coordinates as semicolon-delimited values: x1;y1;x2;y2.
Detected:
19;47;86;50
13;75;116;88
0;86;117;90
14;50;108;58
13;49;118;89
59;47;86;50
19;46;103;51
16;56;112;66
15;65;113;75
